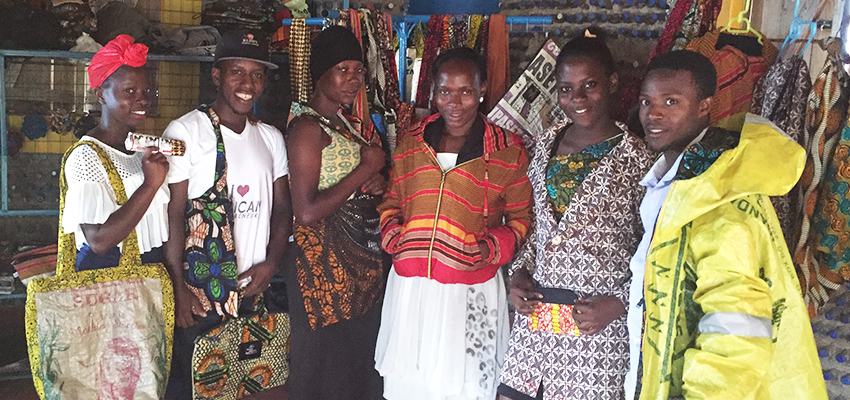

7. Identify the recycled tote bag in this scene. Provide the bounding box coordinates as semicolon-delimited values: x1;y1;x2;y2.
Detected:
191;295;290;399
25;140;174;400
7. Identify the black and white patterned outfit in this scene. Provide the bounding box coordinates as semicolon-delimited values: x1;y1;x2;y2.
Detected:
500;122;654;400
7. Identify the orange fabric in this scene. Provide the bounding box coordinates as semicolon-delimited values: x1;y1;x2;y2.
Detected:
708;46;769;130
686;28;778;65
379;114;532;284
485;14;510;111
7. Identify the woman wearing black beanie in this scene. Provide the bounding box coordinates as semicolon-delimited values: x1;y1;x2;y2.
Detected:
284;25;388;400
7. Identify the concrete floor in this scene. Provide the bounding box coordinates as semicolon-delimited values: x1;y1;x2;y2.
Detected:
0;378;39;400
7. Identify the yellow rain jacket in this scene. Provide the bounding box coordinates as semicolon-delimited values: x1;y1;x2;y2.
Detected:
640;114;827;400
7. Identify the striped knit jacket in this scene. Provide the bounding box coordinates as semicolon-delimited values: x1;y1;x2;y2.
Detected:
378;113;533;285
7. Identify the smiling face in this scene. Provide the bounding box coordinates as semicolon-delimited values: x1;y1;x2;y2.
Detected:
315;60;365;106
97;66;149;132
639;69;712;160
556;55;618;129
212;59;267;116
433;59;485;136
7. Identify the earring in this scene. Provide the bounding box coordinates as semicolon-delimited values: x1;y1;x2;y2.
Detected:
479;97;484;103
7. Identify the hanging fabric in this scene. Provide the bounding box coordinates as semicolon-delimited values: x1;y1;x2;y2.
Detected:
697;0;723;38
346;9;372;132
651;0;694;59
378;13;401;112
467;15;483;49
751;57;812;250
618;0;695;121
440;15;452;50
361;9;384;108
289;18;311;105
686;29;777;131
485;14;509;111
414;15;444;108
793;54;850;317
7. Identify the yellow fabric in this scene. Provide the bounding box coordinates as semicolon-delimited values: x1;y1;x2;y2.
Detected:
318;127;362;190
291;105;364;191
639;114;827;400
26;140;174;400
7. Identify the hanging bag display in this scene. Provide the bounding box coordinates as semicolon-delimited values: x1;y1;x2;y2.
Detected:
186;105;291;399
191;295;290;399
25;140;174;400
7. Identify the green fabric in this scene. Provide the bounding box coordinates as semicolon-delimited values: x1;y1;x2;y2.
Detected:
545;133;623;220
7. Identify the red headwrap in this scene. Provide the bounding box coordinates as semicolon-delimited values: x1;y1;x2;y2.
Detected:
87;34;148;89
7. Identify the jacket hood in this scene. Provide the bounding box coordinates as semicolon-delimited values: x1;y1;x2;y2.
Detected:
660;114;805;230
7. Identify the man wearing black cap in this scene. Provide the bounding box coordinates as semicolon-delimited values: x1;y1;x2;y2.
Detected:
162;30;292;398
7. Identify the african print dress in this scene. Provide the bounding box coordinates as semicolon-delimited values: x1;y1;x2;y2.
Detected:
500;121;654;400
285;104;387;400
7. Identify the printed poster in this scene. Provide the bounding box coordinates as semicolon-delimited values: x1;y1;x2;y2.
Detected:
488;39;566;146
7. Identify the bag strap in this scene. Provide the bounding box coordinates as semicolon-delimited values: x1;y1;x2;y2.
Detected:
57;140;142;276
196;104;228;189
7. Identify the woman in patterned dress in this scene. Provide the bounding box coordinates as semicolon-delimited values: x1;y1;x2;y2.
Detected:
284;26;388;400
497;32;655;400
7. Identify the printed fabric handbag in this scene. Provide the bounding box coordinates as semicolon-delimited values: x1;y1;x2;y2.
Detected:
25;140;174;400
191;295;291;399
183;105;240;318
528;287;581;335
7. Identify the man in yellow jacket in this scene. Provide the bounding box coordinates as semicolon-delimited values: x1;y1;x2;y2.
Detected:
625;50;827;400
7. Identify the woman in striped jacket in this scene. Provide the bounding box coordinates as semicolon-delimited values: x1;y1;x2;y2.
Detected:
375;47;533;400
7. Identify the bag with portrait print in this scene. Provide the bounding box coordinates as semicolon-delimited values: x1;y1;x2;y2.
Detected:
25;140;174;400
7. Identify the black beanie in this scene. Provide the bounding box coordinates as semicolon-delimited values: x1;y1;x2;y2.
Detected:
310;26;363;83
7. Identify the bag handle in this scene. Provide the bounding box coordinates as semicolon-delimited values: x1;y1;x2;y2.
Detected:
57;141;142;276
196;105;228;189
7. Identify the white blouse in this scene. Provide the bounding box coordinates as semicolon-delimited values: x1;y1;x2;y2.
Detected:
62;136;170;254
436;152;459;170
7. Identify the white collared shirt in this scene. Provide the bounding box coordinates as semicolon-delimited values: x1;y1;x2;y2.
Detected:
624;129;706;400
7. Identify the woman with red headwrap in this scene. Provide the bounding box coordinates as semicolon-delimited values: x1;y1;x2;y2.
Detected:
62;34;170;270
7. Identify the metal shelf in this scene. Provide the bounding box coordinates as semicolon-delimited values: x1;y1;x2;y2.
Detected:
0;50;220;217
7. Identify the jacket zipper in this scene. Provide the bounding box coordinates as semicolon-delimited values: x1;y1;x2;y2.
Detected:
424;145;478;279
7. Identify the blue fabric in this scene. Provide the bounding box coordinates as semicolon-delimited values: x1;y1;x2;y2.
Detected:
75;243;164;271
408;0;498;15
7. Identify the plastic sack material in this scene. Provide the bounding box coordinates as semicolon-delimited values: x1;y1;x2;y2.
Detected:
25;140;174;400
638;115;827;400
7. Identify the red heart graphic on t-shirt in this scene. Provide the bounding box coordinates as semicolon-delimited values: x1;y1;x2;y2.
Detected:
237;185;250;197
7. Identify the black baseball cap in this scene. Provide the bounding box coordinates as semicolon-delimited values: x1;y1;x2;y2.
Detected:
214;30;278;70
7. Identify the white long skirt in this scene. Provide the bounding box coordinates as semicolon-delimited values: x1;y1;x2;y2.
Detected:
375;267;509;400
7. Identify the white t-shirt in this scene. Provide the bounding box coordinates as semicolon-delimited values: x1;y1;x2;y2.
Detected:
62;136;170;254
164;110;289;274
